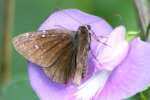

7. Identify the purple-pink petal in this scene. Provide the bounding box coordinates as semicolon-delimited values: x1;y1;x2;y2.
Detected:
72;26;129;100
96;38;150;100
28;9;112;100
29;63;72;100
28;9;150;100
93;26;129;71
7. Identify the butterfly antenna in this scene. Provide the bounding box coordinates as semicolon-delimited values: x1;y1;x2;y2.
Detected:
89;30;112;67
90;49;104;67
61;10;83;24
61;10;103;26
90;29;111;47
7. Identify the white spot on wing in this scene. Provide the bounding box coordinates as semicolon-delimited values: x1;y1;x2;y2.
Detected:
41;34;46;38
26;33;29;36
23;33;30;37
34;45;39;49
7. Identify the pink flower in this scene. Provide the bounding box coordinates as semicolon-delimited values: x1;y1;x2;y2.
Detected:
28;9;150;100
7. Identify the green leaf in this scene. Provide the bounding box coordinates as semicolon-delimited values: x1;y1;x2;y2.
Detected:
3;78;39;100
125;94;141;100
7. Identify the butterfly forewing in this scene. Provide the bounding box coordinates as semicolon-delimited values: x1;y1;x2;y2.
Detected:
13;29;73;68
13;29;77;84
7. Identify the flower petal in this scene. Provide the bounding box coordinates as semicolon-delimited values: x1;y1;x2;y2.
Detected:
38;9;112;36
73;70;111;100
29;63;71;100
94;26;129;71
28;9;113;100
96;38;150;100
72;26;128;100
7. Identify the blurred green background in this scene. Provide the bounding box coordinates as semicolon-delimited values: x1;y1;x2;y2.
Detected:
0;0;149;100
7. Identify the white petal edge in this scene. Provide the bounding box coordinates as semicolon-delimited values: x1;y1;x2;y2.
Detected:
74;70;111;100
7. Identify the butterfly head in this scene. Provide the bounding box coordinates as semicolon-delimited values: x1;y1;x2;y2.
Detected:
78;25;91;33
80;24;91;30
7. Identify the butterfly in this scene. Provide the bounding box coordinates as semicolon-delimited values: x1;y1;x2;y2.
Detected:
12;24;91;85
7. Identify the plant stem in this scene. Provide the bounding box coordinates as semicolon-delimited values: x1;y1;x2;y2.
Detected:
1;0;15;85
133;0;150;41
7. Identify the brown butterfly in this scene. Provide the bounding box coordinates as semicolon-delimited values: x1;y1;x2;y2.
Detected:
12;25;91;85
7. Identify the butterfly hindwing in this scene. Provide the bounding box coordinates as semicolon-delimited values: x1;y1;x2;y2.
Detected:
43;40;76;83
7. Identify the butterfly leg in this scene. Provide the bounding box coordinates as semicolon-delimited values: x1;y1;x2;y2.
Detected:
88;32;104;69
54;25;70;30
90;29;111;47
